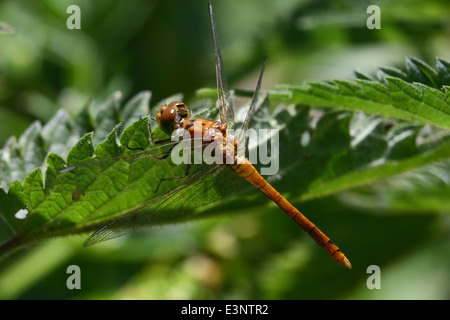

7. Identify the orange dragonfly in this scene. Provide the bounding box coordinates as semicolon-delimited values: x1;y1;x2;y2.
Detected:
63;1;351;269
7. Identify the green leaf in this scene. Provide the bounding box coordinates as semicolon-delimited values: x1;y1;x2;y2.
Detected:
279;57;450;129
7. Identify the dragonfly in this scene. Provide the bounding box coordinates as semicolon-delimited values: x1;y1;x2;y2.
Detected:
62;1;351;269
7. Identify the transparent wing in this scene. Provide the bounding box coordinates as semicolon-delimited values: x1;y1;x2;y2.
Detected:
208;1;234;129
83;163;240;246
239;56;267;143
59;139;182;174
59;135;210;201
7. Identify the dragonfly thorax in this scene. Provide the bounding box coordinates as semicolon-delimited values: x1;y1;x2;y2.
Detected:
156;101;192;135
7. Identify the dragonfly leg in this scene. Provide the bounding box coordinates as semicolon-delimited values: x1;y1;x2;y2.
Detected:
139;116;170;145
153;163;191;193
125;135;190;193
126;140;179;161
124;115;178;160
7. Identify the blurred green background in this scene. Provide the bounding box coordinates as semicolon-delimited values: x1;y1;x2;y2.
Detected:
0;0;449;299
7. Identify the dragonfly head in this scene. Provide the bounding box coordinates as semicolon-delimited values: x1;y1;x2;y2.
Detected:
156;101;191;135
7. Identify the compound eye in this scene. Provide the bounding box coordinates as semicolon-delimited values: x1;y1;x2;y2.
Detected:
168;101;185;108
169;101;188;117
159;106;176;123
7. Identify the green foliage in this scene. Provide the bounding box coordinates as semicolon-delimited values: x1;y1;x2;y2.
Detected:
277;57;450;129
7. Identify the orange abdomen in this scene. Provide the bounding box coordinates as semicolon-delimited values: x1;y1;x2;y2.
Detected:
230;157;351;269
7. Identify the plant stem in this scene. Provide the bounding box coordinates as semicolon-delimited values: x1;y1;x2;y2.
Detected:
0;235;21;260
